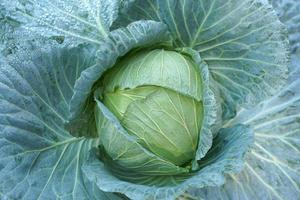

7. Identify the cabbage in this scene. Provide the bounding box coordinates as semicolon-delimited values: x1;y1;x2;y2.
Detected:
0;0;298;200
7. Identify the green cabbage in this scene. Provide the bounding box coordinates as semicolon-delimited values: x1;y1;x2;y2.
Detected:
99;49;203;167
0;0;298;200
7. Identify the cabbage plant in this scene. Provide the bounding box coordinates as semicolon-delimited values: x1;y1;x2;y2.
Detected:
0;0;299;200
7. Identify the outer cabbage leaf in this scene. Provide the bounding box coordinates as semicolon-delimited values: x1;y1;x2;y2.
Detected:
0;41;121;200
67;20;171;137
186;53;300;200
0;4;21;55
83;124;254;200
183;1;300;199
0;0;119;45
114;0;289;120
271;0;300;53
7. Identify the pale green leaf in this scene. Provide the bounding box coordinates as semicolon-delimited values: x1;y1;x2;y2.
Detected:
103;49;203;101
94;99;188;175
103;86;158;120
122;87;203;166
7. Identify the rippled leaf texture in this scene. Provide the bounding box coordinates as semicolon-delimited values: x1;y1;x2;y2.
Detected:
271;0;300;53
0;41;121;200
83;124;253;200
1;0;119;45
67;20;170;137
115;0;289;120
